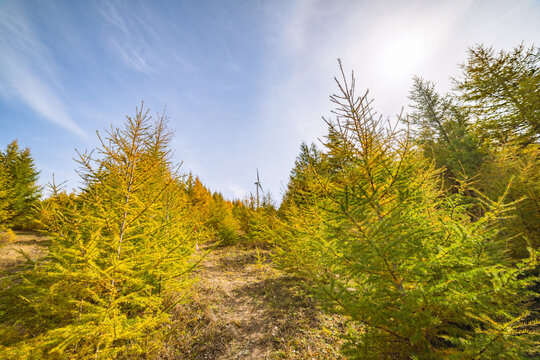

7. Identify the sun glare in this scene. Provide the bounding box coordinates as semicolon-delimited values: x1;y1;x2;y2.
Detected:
377;33;429;82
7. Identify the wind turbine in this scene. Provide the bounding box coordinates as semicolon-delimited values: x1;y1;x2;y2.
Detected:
254;168;263;208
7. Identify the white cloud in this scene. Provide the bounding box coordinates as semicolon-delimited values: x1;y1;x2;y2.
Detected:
0;1;86;137
4;63;87;137
97;0;192;76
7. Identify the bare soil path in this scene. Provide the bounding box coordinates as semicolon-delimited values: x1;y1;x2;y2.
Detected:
165;243;347;360
1;233;347;359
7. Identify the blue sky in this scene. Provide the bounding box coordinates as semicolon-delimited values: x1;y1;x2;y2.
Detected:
1;0;539;201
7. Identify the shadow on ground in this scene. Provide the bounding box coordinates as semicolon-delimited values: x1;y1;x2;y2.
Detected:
161;243;346;360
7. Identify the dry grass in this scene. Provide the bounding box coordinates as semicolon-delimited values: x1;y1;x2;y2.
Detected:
1;232;348;359
161;243;348;359
0;230;49;272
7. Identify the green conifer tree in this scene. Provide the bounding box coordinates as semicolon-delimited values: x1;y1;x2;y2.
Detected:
207;192;240;245
407;77;485;187
0;161;10;230
0;140;41;229
0;107;197;359
276;63;539;359
280;142;323;212
456;44;539;146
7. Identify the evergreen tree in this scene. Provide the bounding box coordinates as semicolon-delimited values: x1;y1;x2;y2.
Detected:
207;192;241;245
276;63;539;359
452;45;540;258
0;107;197;359
0;140;41;229
184;176;244;246
477;143;540;258
407;77;485;187
187;177;212;220
244;193;278;247
456;44;540;146
231;199;250;236
280;142;323;212
411;45;540;338
0;161;10;230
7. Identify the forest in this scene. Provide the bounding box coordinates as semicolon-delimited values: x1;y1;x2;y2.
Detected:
0;44;538;359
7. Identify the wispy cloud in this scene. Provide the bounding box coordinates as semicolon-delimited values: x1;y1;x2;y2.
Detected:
98;1;153;74
97;0;182;75
0;1;86;137
2;0;538;201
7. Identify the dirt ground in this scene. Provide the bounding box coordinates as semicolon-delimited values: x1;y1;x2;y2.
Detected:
1;232;348;359
163;244;348;360
0;230;49;271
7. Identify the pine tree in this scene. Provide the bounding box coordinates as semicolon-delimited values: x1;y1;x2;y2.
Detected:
408;50;540;259
0;106;197;359
456;44;540;146
0;140;41;229
207;192;241;245
0;161;10;230
276;63;539;359
452;44;540;261
280;142;323;212
407;76;485;187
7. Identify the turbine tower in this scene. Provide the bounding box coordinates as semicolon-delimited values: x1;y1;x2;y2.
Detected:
254;168;263;208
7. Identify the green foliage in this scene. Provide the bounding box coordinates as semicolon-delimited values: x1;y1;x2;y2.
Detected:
407;43;540;356
275;64;539;359
243;194;278;247
408;44;540;261
0;140;41;229
407;77;485;186
184;174;279;248
456;44;540;145
455;44;540;262
477;144;540;258
0;161;10;230
207;192;241;246
0;107;197;359
231;199;252;235
280;142;323;212
184;175;242;245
